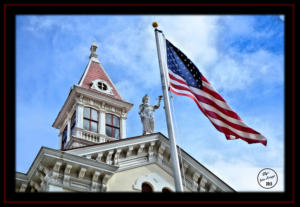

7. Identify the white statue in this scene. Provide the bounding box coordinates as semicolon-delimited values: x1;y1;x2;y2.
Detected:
139;94;163;135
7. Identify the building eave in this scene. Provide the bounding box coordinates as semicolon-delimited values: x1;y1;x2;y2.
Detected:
74;85;133;111
52;87;76;129
16;133;235;192
24;147;118;181
52;85;133;129
66;132;235;192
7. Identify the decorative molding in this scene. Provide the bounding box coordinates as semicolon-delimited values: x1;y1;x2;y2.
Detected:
106;150;114;165
96;152;104;162
52;161;62;180
30;180;41;192
91;171;101;192
78;168;87;179
133;172;175;192
63;164;72;185
137;144;145;155
182;161;189;175
209;183;217;192
157;144;166;164
199;176;208;192
126;146;134;158
192;172;200;191
101;174;112;192
19;183;28;192
113;149;122;165
16;134;235;192
52;85;133;130
147;141;156;161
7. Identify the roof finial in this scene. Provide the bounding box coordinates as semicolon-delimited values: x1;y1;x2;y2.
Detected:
89;41;98;59
152;22;158;28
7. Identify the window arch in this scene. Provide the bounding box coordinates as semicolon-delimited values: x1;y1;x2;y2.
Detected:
83;107;98;133
141;182;153;192
97;82;108;91
162;187;172;192
106;113;120;139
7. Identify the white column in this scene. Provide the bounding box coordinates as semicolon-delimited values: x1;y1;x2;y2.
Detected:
100;111;106;135
120;117;126;139
77;104;84;129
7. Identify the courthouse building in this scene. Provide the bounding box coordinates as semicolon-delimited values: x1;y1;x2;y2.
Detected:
15;42;234;192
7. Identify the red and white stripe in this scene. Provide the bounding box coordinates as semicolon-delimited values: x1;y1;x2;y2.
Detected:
167;69;267;146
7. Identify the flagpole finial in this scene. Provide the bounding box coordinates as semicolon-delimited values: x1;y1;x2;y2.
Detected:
152;22;159;28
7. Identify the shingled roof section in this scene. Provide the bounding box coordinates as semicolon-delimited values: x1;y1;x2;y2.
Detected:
78;42;123;101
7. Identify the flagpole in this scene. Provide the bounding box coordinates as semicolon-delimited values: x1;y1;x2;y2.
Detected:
153;22;184;192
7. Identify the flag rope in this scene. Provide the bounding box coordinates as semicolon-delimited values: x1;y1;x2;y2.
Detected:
169;92;187;190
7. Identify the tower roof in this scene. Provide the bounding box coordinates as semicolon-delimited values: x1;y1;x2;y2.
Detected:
78;42;122;101
52;42;133;130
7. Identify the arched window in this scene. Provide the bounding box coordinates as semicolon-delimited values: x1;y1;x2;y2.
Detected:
83;107;98;133
97;82;108;91
106;113;120;139
162;187;172;193
141;182;153;192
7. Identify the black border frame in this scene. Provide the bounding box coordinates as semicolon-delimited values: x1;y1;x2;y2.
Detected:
1;2;295;205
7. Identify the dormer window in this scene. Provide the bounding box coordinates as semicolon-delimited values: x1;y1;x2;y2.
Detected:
90;79;113;95
98;82;107;91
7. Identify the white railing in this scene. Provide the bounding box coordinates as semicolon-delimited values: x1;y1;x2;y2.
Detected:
82;130;101;143
72;127;103;143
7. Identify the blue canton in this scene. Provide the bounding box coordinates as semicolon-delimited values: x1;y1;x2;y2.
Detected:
166;40;202;89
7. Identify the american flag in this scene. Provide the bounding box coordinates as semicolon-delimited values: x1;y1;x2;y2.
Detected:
165;39;267;146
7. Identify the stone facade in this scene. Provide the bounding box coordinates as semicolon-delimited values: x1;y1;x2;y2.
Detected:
16;133;234;192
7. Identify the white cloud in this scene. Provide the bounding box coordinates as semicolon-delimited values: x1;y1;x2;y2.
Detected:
22;15;283;94
115;80;141;102
207;48;283;93
208;159;284;192
219;16;256;38
155;16;220;68
279;15;285;21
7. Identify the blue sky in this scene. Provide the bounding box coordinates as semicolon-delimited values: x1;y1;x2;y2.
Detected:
16;15;284;191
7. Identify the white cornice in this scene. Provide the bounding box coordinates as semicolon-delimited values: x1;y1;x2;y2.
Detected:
66;133;160;156
66;133;234;192
52;87;76;129
25;147;118;182
16;133;234;192
74;85;133;110
52;85;133;129
16;172;29;183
